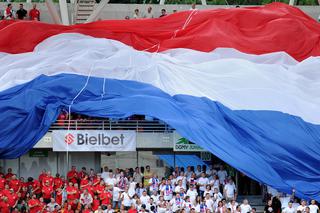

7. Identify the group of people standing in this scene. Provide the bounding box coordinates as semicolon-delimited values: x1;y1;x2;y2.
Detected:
1;3;40;21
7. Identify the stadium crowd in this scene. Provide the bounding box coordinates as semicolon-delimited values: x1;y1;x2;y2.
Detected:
1;3;40;20
0;164;318;213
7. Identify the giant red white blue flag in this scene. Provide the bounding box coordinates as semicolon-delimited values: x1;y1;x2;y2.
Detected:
0;3;320;200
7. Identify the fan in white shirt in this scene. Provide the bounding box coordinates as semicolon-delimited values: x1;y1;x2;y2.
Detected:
160;180;173;201
105;173;117;187
283;202;296;213
228;200;239;213
140;191;151;205
297;200;308;213
197;173;210;193
120;188;132;208
148;175;160;192
217;165;228;185
101;166;109;182
170;193;185;212
240;199;252;213
151;190;159;203
175;180;186;193
224;179;237;201
213;188;223;202
186;185;198;205
204;193;214;212
176;172;188;189
210;175;220;190
309;200;319;213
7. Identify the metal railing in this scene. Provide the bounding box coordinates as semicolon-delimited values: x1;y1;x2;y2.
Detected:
50;119;175;132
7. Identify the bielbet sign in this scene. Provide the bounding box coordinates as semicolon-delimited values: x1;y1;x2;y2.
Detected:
52;130;136;151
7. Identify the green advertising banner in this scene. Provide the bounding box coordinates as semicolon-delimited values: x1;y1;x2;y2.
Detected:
174;138;205;152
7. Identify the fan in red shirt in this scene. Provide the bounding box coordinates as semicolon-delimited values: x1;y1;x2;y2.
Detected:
54;173;64;191
29;3;40;21
0;174;5;190
7;189;18;208
94;180;105;195
0;196;10;213
42;171;54;187
30;178;41;196
78;167;87;179
67;166;78;184
2;185;11;198
38;197;46;212
9;175;21;193
42;180;53;204
66;182;76;202
82;204;91;213
4;168;13;180
99;187;112;208
92;195;100;211
80;174;89;191
73;183;80;200
20;185;28;200
38;170;47;184
56;188;63;206
128;204;138;213
83;180;95;198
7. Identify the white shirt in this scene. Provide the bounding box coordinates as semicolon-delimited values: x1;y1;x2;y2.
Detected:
80;193;93;205
198;177;209;191
144;12;153;18
112;187;121;201
175;185;186;193
297;205;307;213
309;204;319;213
101;172;109;182
217;170;228;184
283;206;296;213
170;197;185;212
240;204;252;213
151;194;159;203
149;177;159;192
121;192;132;207
205;198;214;211
224;183;236;198
176;176;187;189
210;179;220;190
161;184;173;201
105;177;117;186
140;195;150;205
186;189;198;204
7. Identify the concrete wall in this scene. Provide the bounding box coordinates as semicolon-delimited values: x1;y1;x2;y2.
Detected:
0;3;319;23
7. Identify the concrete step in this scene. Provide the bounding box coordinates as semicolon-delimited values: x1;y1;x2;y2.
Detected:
77;12;92;16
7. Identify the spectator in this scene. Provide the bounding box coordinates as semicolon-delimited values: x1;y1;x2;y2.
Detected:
125;15;130;20
29;4;40;21
133;9;140;19
224;178;237;202
240;199;252;213
4;4;14;20
159;9;167;18
143;165;153;188
309;200;319;213
80;189;93;206
283;202;295;213
144;6;154;18
190;3;197;10
16;4;27;20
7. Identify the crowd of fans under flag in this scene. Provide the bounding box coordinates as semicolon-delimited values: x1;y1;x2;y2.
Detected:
0;164;319;213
